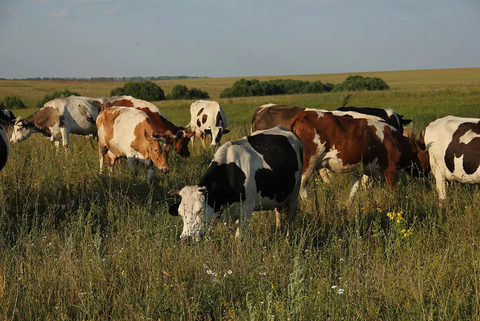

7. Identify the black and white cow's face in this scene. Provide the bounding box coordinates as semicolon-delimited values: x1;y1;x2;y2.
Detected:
10;118;35;143
205;127;230;146
169;186;216;242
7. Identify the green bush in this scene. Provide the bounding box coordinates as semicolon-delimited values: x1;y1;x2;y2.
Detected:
110;81;165;101
166;84;210;100
0;95;27;109
333;75;390;92
37;89;81;107
219;78;335;98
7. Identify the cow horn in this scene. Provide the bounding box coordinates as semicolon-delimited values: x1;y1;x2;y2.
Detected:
169;190;180;196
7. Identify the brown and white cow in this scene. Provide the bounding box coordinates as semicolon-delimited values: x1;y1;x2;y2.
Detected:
103;96;194;157
187;100;229;146
251;104;409;134
421;116;480;207
10;95;105;148
289;110;429;203
96;107;171;184
0;125;9;172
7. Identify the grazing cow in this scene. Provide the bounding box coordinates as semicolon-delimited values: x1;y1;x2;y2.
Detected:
289;110;429;203
187;100;229;146
0;125;9;172
251;104;305;133
336;106;412;134
103;96;194;157
0;108;16;129
168;126;303;242
96;107;171;183
251;104;409;134
10;95;105;148
421;115;480;207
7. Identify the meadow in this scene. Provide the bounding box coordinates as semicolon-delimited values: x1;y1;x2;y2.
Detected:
0;68;480;320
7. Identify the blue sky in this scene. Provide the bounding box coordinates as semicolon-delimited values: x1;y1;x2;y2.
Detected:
0;0;479;79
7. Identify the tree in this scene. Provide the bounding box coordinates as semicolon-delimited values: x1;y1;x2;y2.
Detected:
37;89;81;107
333;75;389;92
167;85;210;100
0;95;27;109
109;81;165;101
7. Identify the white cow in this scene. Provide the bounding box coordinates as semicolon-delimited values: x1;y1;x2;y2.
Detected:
10;95;105;148
187;100;229;146
422;115;480;206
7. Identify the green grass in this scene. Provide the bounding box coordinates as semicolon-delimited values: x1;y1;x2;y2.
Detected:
1;68;480;320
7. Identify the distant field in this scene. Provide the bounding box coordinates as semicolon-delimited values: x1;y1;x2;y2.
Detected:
1;68;480;320
1;67;479;109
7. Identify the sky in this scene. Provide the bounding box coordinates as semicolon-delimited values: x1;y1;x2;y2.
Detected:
0;0;479;79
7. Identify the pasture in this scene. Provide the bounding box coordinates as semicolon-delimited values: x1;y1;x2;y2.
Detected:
1;68;480;320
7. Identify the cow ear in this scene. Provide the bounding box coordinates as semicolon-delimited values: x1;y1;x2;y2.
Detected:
185;130;195;138
168;202;180;216
223;129;230;134
169;190;180;196
198;186;208;194
403;119;412;125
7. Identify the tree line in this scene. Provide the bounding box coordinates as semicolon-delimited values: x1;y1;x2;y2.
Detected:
219;75;389;98
0;75;389;109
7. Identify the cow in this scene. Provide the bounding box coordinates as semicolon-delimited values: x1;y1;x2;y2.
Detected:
10;95;105;148
0;125;9;172
96;107;171;184
187;100;229;146
336;106;412;134
421;115;480;207
168;126;303;242
251;104;410;134
289;110;430;204
0;108;16;130
103;96;194;157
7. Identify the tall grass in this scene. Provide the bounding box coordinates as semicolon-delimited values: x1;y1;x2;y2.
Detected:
0;70;480;319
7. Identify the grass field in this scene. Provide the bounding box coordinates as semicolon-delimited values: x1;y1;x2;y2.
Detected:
1;68;480;320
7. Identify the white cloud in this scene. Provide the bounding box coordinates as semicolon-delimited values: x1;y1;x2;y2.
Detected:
49;8;68;18
105;7;116;16
35;0;50;3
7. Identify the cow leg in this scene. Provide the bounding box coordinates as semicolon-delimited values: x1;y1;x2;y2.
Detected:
147;166;156;185
318;168;332;184
60;128;69;149
54;140;60;150
275;208;282;233
300;164;318;199
361;174;370;190
127;157;139;176
235;202;255;240
432;165;447;208
347;173;362;207
98;146;107;174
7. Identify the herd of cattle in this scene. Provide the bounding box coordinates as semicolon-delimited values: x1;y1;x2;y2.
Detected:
0;94;479;241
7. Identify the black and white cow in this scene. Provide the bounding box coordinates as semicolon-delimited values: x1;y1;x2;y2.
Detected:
0;125;9;172
168;126;303;242
336;106;412;134
187;100;229;146
422;115;480;206
0;108;16;130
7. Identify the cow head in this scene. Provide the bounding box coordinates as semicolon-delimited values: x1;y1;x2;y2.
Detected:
10;117;38;144
171;128;194;157
205;127;230;146
406;135;431;176
169;186;216;242
145;130;171;174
